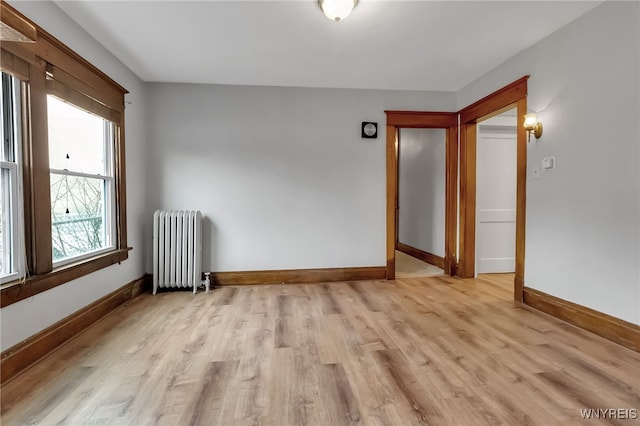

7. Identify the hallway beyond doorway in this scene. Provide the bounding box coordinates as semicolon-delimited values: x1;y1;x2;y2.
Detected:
395;250;443;278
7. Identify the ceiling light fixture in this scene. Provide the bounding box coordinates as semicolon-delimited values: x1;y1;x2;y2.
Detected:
318;0;358;22
524;113;543;142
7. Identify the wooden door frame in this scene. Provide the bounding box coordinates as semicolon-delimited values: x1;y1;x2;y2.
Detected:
457;76;529;302
385;111;458;279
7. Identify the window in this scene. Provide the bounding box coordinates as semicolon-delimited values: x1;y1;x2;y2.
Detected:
0;72;24;284
48;96;116;265
0;1;129;307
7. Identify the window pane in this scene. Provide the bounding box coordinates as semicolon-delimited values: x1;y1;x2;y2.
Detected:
0;168;11;275
2;74;16;162
1;72;23;282
50;173;111;262
47;96;107;175
0;198;3;275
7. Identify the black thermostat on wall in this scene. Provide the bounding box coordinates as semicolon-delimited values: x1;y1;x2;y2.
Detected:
361;122;378;139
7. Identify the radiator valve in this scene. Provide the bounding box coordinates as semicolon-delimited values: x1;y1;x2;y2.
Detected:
204;272;211;292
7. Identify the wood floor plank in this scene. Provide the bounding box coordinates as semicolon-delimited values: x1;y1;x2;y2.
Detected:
2;274;639;426
371;349;446;425
317;363;362;425
264;348;297;425
181;360;239;426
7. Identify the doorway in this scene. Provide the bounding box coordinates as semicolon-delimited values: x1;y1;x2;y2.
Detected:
458;76;529;301
396;128;446;278
384;111;458;280
475;108;517;275
385;77;529;301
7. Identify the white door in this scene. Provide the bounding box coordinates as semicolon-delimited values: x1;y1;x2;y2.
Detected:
476;128;517;274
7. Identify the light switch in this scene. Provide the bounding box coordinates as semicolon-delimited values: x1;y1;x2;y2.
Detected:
542;156;556;170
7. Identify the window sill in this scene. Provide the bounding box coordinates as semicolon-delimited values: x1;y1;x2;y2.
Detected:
0;248;131;308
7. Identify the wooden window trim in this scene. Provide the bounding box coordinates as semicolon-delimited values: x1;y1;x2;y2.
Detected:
0;1;130;307
46;64;124;114
0;1;36;43
46;78;121;123
0;249;130;308
0;49;30;81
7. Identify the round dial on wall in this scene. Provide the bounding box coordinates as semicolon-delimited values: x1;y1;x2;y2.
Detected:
361;122;378;138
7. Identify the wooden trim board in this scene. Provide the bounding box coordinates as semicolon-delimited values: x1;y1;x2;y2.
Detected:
0;1;37;42
397;242;445;269
1;249;131;308
444;124;458;276
386;124;398;279
514;97;528;302
385;111;457;128
458;122;477;278
210;266;386;286
459;76;529;124
523;287;640;352
0;274;149;386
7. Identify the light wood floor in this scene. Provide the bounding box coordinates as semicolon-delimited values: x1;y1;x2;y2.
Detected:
2;275;639;425
395;251;444;278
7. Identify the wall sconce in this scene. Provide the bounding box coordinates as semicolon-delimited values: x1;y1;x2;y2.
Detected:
319;0;358;22
524;113;543;143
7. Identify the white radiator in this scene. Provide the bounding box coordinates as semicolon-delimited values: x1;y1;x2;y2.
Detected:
152;210;203;294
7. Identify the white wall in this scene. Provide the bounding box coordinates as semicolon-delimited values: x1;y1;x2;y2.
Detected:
1;1;148;351
398;128;446;257
458;1;640;325
146;84;455;272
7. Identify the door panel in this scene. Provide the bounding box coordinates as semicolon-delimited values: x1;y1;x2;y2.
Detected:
476;130;516;274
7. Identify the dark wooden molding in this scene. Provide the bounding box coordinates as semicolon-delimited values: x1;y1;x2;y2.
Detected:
444;126;458;276
1;248;131;308
27;58;53;275
0;1;36;42
386;124;398;280
457;122;476;279
514;274;524;304
209;266;386;286
0;48;30;81
523;287;640;353
384;111;458;280
384;111;457;128
115;120;128;255
397;242;445;269
1;274;148;386
459;76;529;124
514;97;527;302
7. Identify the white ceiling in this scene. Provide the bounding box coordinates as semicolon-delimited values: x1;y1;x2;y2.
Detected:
53;0;601;92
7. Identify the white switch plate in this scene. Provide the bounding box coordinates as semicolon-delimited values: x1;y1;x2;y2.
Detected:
533;166;540;178
542;156;556;170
